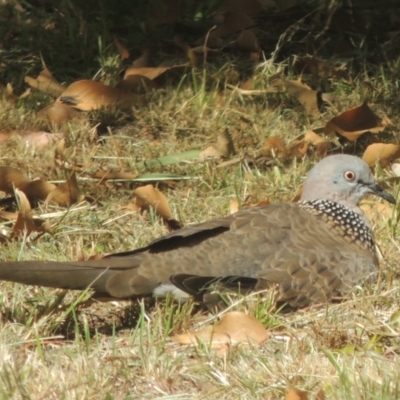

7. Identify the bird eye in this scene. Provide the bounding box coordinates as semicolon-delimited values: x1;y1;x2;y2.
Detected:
344;170;356;181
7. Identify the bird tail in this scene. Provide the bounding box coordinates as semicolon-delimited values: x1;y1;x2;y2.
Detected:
0;257;138;296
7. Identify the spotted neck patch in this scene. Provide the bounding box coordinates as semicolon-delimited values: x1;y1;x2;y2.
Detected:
299;199;375;251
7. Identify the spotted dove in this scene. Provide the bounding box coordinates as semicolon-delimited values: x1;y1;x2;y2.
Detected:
0;155;395;307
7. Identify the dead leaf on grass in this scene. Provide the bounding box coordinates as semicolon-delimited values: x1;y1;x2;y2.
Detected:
25;65;66;97
325;102;385;141
113;36;130;60
11;189;51;239
362;143;400;167
199;130;235;160
304;130;329;158
0;167;30;194
172;311;269;355
45;172;85;207
285;387;309;400
270;77;321;117
20;179;57;201
124;65;189;86
260;136;286;157
132;184;173;221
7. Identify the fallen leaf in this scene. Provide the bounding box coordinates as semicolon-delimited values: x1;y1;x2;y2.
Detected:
288;141;309;157
172;312;269;355
199;130;235;160
285;387;309;400
115;75;157;94
25;65;66;97
20;179;57;201
325;102;384;141
0;167;30;194
260;136;286;157
113;36;130;59
11;189;51;239
362;143;400;167
304;130;329;157
133;184;173;221
271;77;321;116
45;173;85;207
124;65;189;86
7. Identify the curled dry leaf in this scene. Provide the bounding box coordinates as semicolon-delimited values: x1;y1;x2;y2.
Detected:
45;173;85;207
25;65;66;97
285;387;309;400
325;102;385;141
270;77;321;117
362;143;400;167
115;75;157;94
133;184;173;221
37;103;83;124
56;80;143;111
113;36;130;60
20;179;57;201
304;130;329;158
261;136;286;157
172;311;269;354
199;130;235;161
11;189;51;239
124;65;188;86
0;167;30;194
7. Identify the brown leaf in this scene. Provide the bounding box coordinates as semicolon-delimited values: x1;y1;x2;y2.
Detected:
285;387;309;400
304;130;329;158
260;136;286;157
199;130;235;160
288;141;309;157
45;173;84;207
362;143;400;167
124;65;188;86
56;80;143;111
115;75;157;95
325;102;384;141
20;179;57;201
133;184;173;221
14;130;64;148
25;65;66;97
172;312;269;352
113;36;130;60
0;167;30;194
283;79;320;117
11;189;51;239
131;50;152;68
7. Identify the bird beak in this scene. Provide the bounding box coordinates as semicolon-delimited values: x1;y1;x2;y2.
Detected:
368;183;396;204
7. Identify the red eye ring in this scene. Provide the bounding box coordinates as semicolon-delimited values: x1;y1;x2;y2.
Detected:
344;170;356;181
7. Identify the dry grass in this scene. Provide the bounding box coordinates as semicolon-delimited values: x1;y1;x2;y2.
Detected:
2;4;400;397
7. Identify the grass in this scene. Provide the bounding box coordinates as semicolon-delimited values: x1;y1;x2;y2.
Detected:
1;2;400;399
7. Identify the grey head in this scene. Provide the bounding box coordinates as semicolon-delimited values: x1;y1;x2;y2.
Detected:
301;154;395;213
